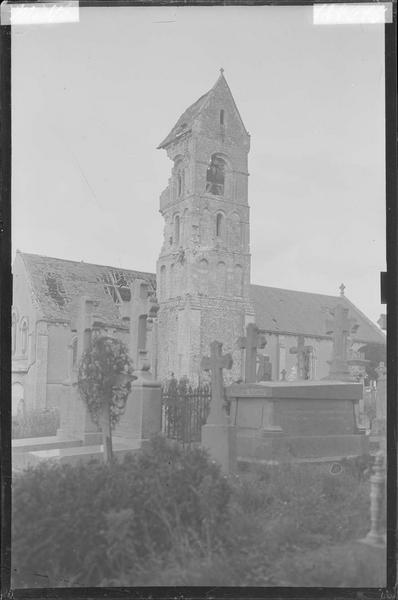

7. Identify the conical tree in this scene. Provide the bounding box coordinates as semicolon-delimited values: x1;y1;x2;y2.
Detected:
78;334;134;463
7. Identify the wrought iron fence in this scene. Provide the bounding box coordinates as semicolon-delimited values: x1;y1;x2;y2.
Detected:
161;378;211;446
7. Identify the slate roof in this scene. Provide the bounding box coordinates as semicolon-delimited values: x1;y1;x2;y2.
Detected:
250;284;385;345
18;252;156;328
158;90;211;149
17;252;385;345
157;71;248;149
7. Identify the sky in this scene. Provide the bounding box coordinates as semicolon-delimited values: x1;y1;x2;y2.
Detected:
12;5;386;324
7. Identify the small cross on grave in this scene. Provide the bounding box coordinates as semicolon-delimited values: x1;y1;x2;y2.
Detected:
325;304;358;381
280;368;287;382
237;323;267;383
289;335;313;380
257;354;272;382
201;341;233;424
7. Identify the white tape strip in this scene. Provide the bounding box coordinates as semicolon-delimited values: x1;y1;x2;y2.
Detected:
1;1;79;25
314;3;392;25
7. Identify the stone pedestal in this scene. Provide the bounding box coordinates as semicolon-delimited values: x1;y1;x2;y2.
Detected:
226;380;368;463
114;369;162;447
372;376;386;436
201;423;237;474
56;384;102;445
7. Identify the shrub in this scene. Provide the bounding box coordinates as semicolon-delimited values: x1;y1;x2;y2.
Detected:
12;436;231;588
12;407;60;439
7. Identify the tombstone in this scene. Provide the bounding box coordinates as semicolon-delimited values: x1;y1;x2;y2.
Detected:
57;297;103;445
114;365;162;448
257;354;272;382
289;335;313;380
237;323;267;383
324;304;358;381
201;340;236;473
372;362;386;438
280;368;287;382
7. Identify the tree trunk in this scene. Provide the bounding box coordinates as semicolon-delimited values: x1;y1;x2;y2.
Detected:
101;402;113;463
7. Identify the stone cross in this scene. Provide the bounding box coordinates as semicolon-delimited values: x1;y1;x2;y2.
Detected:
289;335;313;380
201;341;233;424
281;368;287;382
73;296;102;360
325;304;358;381
237;323;267;383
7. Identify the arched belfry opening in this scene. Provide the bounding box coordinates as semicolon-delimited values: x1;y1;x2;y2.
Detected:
206;155;226;195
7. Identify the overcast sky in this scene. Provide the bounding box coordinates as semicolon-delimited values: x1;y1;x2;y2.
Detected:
12;5;386;324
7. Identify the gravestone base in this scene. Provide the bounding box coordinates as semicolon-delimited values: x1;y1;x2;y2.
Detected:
201;423;237;474
237;430;368;463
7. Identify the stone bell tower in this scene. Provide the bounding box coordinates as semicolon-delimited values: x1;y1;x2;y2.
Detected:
156;70;254;383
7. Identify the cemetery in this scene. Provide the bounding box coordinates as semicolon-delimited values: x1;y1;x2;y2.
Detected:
10;68;387;589
11;303;387;588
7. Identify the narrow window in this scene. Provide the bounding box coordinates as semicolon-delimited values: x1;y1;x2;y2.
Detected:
72;338;78;369
160;265;166;298
216;213;224;238
177;173;182;197
12;312;16;355
21;320;28;355
174;215;180;245
220;109;225;126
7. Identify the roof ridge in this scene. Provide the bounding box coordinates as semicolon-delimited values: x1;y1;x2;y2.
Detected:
20;252;156;278
250;282;340;300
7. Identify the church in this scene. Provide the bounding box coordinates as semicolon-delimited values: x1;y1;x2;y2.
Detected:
11;71;385;413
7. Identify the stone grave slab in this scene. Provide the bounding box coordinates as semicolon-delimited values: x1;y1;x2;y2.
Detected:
226;380;368;463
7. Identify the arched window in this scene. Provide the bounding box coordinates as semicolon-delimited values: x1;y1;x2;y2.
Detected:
177;173;182;197
174;215;180;246
21;319;28;355
199;259;209;295
206;155;226;196
160;265;166;298
12;311;16;355
216;213;224;238
72;337;78;369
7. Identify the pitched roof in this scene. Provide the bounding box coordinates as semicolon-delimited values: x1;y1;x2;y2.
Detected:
17;252;385;345
18;252;155;327
250;284;385;345
157;71;248;149
158;90;211;149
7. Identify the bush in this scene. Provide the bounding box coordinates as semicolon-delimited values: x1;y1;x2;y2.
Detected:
12;407;60;439
12;436;231;588
12;443;378;588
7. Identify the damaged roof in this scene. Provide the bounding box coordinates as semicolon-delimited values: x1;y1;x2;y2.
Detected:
157;70;248;149
17;252;385;345
19;252;156;328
